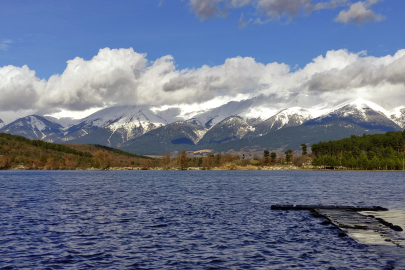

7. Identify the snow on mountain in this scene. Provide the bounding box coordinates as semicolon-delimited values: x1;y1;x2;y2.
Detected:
42;116;79;128
63;105;180;142
326;98;390;118
2;97;404;153
122;121;207;150
185;100;252;128
246;107;313;138
159;121;208;145
198;116;254;144
0;115;64;141
389;106;405;129
186;99;277;129
241;106;278;123
82;106;168;128
304;98;401;131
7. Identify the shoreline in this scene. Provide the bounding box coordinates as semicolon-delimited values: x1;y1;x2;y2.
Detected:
2;165;404;172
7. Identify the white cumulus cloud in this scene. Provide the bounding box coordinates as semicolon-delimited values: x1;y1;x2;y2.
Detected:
39;48;148;110
1;47;405;116
0;65;42;110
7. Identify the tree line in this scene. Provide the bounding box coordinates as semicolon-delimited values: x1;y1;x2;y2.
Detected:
311;131;405;170
160;148;304;170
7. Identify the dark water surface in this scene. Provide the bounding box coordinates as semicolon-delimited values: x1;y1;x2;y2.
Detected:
1;170;404;269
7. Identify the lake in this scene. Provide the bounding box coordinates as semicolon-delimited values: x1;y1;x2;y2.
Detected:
1;170;404;269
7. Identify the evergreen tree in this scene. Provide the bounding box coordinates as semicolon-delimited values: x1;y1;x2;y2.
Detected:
285;149;293;163
311;130;405;170
215;154;221;166
301;144;307;155
264;150;270;165
270;152;277;164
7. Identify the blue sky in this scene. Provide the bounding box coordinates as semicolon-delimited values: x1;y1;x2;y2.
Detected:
1;0;402;79
1;0;405;121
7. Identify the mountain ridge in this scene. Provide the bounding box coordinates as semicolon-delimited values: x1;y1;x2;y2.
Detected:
0;98;404;154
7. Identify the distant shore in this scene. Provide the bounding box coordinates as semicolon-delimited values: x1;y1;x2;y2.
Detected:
4;165;301;171
4;164;403;171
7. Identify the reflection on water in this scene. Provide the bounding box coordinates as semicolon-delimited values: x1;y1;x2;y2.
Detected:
0;170;404;269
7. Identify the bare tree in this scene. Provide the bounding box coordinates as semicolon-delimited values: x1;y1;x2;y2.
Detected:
178;150;188;170
93;150;112;169
162;153;171;169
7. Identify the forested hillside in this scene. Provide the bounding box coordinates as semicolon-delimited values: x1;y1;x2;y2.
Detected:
0;133;153;170
311;131;405;170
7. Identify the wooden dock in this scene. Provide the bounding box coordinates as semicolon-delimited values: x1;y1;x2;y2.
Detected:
270;204;389;212
272;204;405;267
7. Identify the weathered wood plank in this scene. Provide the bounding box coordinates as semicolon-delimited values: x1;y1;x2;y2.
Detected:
272;205;405;268
270;204;388;211
315;209;405;247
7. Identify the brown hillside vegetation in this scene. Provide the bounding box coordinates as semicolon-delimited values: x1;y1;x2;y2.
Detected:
66;144;156;169
0;133;306;170
0;133;154;170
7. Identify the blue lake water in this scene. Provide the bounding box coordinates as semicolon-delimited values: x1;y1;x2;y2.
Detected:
1;170;404;269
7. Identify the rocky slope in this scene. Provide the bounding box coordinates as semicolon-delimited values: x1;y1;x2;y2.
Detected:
0;115;64;142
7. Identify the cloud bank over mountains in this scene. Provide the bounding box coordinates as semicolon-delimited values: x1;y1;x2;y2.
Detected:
188;0;384;26
1;47;405;119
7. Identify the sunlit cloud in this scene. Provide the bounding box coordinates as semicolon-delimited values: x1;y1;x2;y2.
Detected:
1;47;405;115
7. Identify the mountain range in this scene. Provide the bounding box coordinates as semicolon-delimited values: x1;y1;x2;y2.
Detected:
1;98;404;156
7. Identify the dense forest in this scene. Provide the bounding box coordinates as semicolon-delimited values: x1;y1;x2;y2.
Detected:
0;133;154;170
311;131;405;170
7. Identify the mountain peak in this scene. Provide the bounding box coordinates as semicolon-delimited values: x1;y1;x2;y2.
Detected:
305;99;401;131
245;106;313;138
328;98;389;117
0;115;64;141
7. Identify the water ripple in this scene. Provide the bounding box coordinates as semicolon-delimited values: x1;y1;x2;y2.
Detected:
1;170;404;269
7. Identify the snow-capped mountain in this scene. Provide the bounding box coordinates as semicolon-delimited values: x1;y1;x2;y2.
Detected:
1;98;404;155
246;107;313;138
120;121;207;154
198;116;254;144
389;106;405;129
186;99;275;128
148;121;207;145
0;115;64;142
0;119;4;129
62;105;183;145
304;98;402;131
